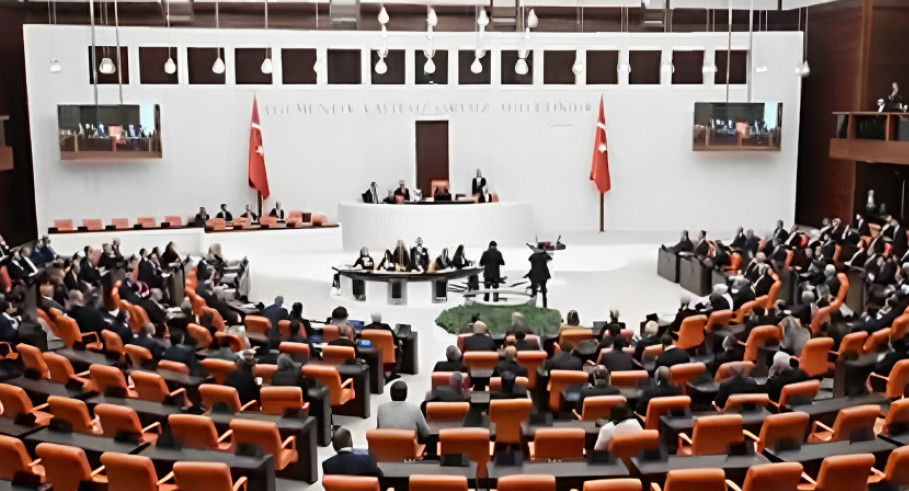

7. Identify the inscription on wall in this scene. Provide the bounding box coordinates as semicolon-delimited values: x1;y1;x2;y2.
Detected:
263;100;595;117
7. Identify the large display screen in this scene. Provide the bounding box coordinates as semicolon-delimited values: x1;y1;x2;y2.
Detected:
693;102;782;151
57;104;162;160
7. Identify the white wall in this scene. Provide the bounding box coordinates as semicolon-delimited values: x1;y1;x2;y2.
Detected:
24;25;802;236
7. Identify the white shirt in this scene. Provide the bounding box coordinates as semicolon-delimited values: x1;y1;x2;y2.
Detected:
593;418;643;451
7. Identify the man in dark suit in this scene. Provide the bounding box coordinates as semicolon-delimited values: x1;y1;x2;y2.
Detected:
731;278;756;310
635;366;682;414
223;352;259;405
578;366;620;406
479;241;505;302
471;169;487;196
714;365;759;409
67;290;107;336
363;312;398;346
514;330;540;351
193;207;210;227
433;345;467;372
527;248;552;308
322;428;382;477
393;181;410;202
132;323;167;360
654;336;690;369
362;183;381;204
329;324;359;354
271;353;306;388
262;296;289;333
161;336;203;376
240;205;258;221
494;347;527;377
215;204;233;221
0;300;16;343
542;342;584;372
462;322;496;352
599;339;635;372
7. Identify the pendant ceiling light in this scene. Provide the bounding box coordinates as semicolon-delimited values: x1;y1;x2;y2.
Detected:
796;7;810;77
375;56;388;74
261;0;272;74
572;50;584;76
212;1;225;74
470;57;482;74
477;8;489;27
164;0;176;74
427;6;438;27
526;8;538;29
515;57;528;76
98;2;115;74
48;0;61;72
378;5;389;25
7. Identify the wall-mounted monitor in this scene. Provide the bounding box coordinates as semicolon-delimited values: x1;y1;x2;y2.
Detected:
693;102;782;151
57;104;161;160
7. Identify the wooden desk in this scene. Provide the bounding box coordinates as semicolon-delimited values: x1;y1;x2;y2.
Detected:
789;393;889;427
24;427;148;467
207;412;318;483
658;408;770;454
140;446;276;491
84;395;186;427
765;438;897;476
0;418;43;439
487;461;628;491
378;462;477;491
9;376;89;405
56;348;118;372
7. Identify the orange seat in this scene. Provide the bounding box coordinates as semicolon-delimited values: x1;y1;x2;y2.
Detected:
731;300;757;324
559;328;593;347
102;330;126;358
746;411;810;453
517;351;548;389
741;325;782;362
527;427;586;461
136;217;157;229
714;361;755;383
705;310;734;334
278;342;310;359
111;218;130;230
260;386;309;415
410;474;467;491
891;314;909;341
0;434;45;482
770;380;820;412
321;325;340;343
187;323;213;349
214;332;245;353
432;371;456;388
439;428;491;478
35;442;104;491
168;414;234;451
799;453;875;491
50;311;103;351
301;365;355;407
668;362;707;394
797;338;835;378
425;402;470;422
497;474;556;491
200;358;235;384
547;369;590;414
125;344;154;369
674;315;708;351
199;384;257;413
157;360;190;376
0;383;52;426
611;370;652;388
463;351;500;372
43;352;87;386
583;479;643;491
366;429;425;461
863;328;892;354
243;315;271;335
655;468;728;491
640;395;691;430
321;345;356;366
47;395;102;435
164;215;183;227
608;430;660;468
95;403;161;444
130;371;188;406
360;329;397;373
489;399;533;446
870;445;909;487
254;364;279;384
572;395;627;421
877;397;909;436
322;476;380;491
806;404;881;443
55;219;74;231
173;461;247;491
720;393;771;413
17;343;49;379
869;359;909;399
100;452;175;491
85;364;137;398
229;418;298;470
739;462;804;491
677;414;744;456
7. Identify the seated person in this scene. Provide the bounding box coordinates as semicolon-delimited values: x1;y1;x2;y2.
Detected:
663;230;694;254
635;366;682;414
353;248;375;270
132;323;168;361
393;180;410;202
494;346;527;377
223;351;260;406
240;205;258;221
593;404;643;451
514;330;540;351
422;372;471;411
462;321;496;352
579;366;620;406
633;320;661;361
452;245;471;269
322;427;383;477
599;339;635;372
193;206;209;227
709;335;740;373
0;299;17;343
654;335;690;369
489;370;527;400
433;185;452;201
510;311;532;335
714;363;759;409
271;353;305;388
542;342;584;372
433;345;467;372
330;323;359;354
161;335;205;377
269;201;286;219
766;352;809;403
215;203;233;221
377;381;430;443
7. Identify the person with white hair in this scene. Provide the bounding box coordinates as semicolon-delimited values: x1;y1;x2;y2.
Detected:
707;283;733;311
364;311;399;347
463;321;496;352
633;320;662;361
766;351;809;403
753;264;775;297
433;345;466;372
779;316;811;356
635;366;681;414
822;264;841;298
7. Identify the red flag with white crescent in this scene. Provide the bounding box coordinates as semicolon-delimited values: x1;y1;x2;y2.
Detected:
589;95;611;194
248;96;270;199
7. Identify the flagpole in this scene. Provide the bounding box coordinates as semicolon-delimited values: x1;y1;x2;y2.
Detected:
599;193;604;232
257;193;263;218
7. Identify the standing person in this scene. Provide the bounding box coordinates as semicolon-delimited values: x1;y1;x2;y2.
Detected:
471;169;487;196
479;241;505;302
527;247;552;308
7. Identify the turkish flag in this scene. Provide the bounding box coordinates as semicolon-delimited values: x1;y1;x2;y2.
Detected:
589;95;611;194
248;96;270;200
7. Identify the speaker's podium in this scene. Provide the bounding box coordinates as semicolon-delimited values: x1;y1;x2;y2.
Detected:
335;267;482;307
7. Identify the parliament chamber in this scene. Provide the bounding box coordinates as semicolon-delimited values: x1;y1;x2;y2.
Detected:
2;0;909;490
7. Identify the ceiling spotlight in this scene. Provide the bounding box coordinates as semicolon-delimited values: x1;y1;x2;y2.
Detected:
702;59;717;74
572;52;584;76
49;59;62;73
378;5;390;25
470;57;482;74
164;57;176;74
427;7;438;27
526;8;538;29
515;57;529;76
796;60;810;77
212;56;226;74
477;8;489;27
375;57;388;74
660;59;674;73
98;57;116;75
618;62;631;74
424;57;436;74
261;57;274;74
